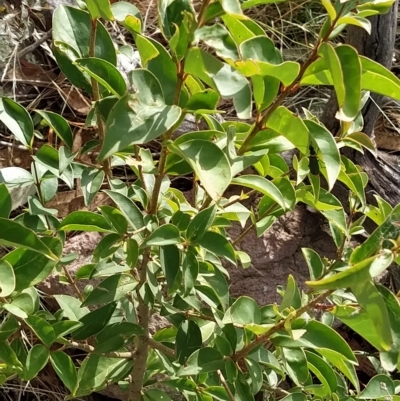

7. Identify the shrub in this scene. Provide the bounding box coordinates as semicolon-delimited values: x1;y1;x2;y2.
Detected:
1;0;400;400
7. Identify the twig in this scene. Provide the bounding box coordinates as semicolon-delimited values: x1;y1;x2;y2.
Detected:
17;30;53;59
217;370;235;401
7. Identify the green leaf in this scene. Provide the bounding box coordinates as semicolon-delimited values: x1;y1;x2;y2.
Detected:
104;191;145;232
177;347;224;376
24;345;49;381
279;274;301;311
183;251;198;296
176;320;202;364
223;296;260;325
160;245;181;294
185;47;252;119
0;183;12;219
306;249;393;290
0;97;34;148
128;68;165;105
111;2;142;34
359;375;395;399
35;110;73;151
245;358;263;394
81;168;105;207
72;302;117;340
302;248;324;280
95;322;143;353
81;274;137;306
195;24;238;60
86;0;114;20
185;89;219;113
0;316;19;342
305;350;337;393
282;347;308;385
203;386;231;401
54;295;90;321
51;351;78;394
265;106;309;152
52;321;83;339
144;389;173;401
98;94;181;160
352;280;392;351
0;341;22;369
58;211;112;232
75;58;126;98
10;240;58;291
231;175;286;210
0;218;58;260
0;260;15;297
305;120;340;190
279;395;307;401
99;205;128;235
187;205;217;242
360;56;400;100
169;139;231;202
144;224;181;246
53;6;116;91
198;231;236;264
25;315;56;347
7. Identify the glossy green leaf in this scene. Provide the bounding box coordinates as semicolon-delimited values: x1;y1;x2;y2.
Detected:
144;389;173;401
232;175;286;210
0;341;22;369
282;347;308;385
75;58;126;98
185;89;219;113
81;168;105;207
203;386;231;401
176;320;202;364
0;260;15;297
359;375;395;399
54;295;90;321
98;94;181;160
361;56;400;100
352;280;392;351
187;205;217;242
170;139;231;202
305;120;340;190
0;97;34;148
144;224;181;246
279;274;301;311
160;245;181;294
3;239;60;292
0;316;19;342
72;302;117;340
35;110;73;151
51;351;78;394
25;315;56;347
128;68;165;105
307;249;393;289
0;218;58;260
58;211;112;232
24;345;49;381
0;184;12;219
305;350;337;393
183;251;198;296
279;394;307;401
302;248;324;280
86;0;114;20
104;191;144;232
111;2;142;34
99;205;128;235
177;347;224;376
185;47;252;119
220;0;243;15
223;296;260;325
82;274;137;306
198;231;236;264
52;321;83;339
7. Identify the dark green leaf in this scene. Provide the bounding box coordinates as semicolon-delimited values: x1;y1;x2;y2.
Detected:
0;260;15;297
75;58;126;98
0;218;58;260
72;302;117;340
160;245;181;294
144;224;181;246
302;248;324;280
177;347;224;376
283;347;309;385
144;389;173;401
52;321;83;339
24;345;49;381
0;97;34;148
35;110;73;151
176;320;202;364
25;315;56;347
58;211;112;232
99;205;128;235
187;205;217;242
0;184;12;218
50;351;78;394
223;296;260;325
81;168;105;207
198;231;236;264
104;190;144;233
